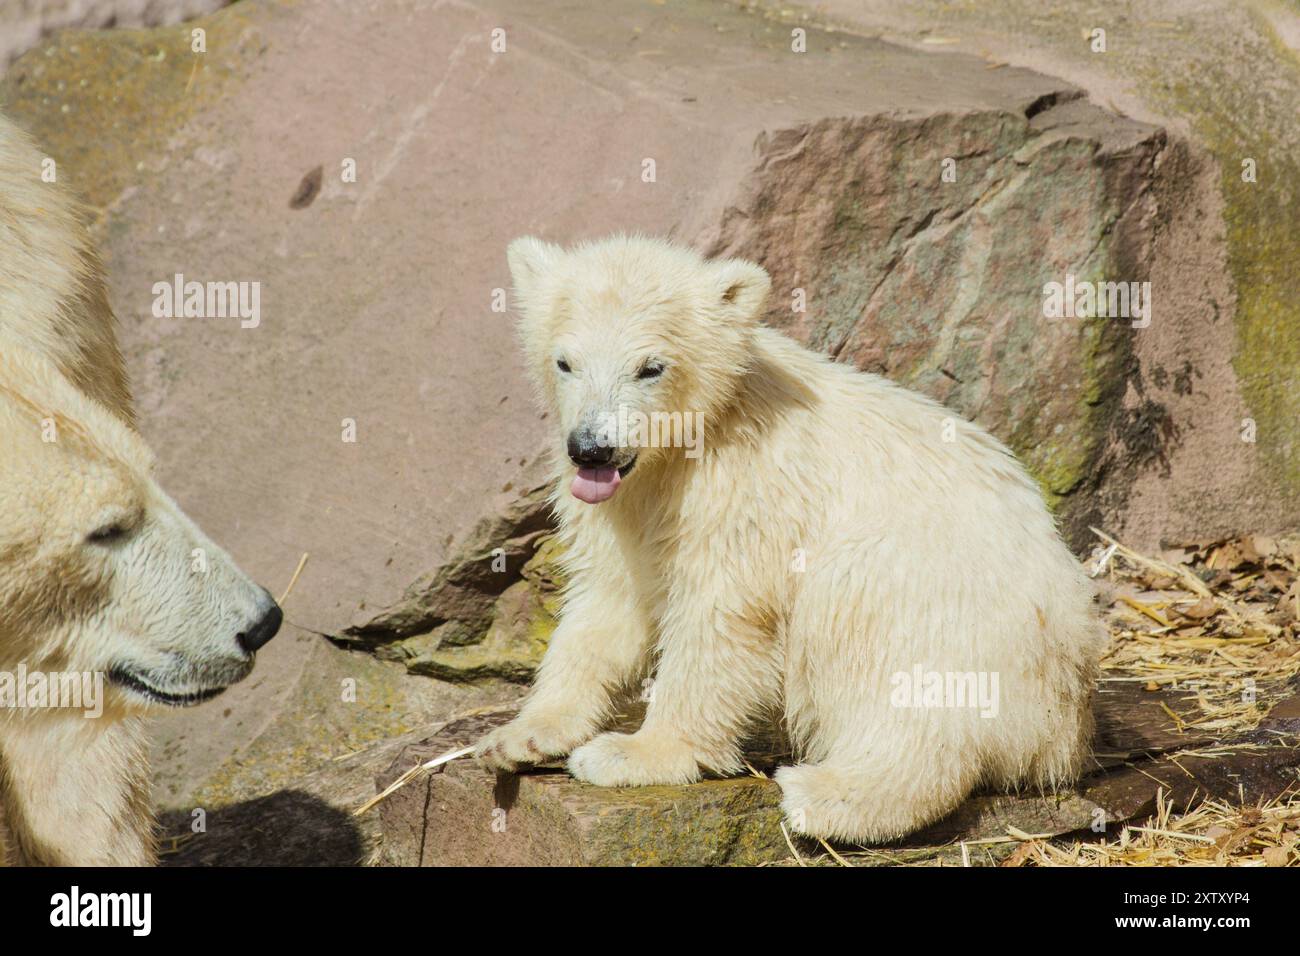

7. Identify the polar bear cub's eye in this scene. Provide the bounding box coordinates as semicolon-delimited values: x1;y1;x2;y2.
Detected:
637;361;666;381
556;358;572;374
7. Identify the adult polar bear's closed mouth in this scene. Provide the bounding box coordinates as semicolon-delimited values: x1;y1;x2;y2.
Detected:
0;112;281;865
477;234;1106;844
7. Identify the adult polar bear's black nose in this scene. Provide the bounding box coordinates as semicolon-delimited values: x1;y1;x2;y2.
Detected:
568;429;615;467
237;594;283;654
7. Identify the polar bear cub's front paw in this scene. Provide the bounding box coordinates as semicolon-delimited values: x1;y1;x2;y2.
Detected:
567;731;703;787
475;712;593;771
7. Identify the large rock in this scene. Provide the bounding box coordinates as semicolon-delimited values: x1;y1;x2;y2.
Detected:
799;0;1300;549
375;707;791;866
375;685;1300;866
698;95;1163;543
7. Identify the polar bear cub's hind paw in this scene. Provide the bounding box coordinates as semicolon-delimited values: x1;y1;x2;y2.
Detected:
775;761;965;845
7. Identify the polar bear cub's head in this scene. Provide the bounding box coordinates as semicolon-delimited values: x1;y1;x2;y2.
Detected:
0;345;281;712
507;235;770;504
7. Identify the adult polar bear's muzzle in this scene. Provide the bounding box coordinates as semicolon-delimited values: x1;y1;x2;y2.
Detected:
107;591;282;708
97;489;288;710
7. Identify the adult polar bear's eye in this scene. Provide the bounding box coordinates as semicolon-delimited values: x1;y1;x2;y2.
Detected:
637;361;666;380
86;523;132;545
86;510;142;546
556;358;572;373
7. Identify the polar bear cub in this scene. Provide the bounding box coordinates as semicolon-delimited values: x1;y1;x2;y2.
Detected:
476;234;1106;842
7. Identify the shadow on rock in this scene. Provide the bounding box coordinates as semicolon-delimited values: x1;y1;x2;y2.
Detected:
158;790;365;866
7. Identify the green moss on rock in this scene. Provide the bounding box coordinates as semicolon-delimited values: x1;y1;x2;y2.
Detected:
0;4;264;211
403;534;566;683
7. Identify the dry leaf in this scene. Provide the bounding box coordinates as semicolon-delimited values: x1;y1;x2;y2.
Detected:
1262;569;1292;593
1178;597;1219;620
1207;544;1241;571
1235;536;1263;565
1001;841;1037;867
1262;845;1291;867
1215;826;1255;854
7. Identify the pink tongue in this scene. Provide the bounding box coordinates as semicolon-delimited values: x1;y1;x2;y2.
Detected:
571;467;621;504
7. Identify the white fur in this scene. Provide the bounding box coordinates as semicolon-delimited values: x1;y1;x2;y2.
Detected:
477;234;1106;843
0;112;276;865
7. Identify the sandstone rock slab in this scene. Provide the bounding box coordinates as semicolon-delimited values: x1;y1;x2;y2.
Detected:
376;709;790;867
374;684;1300;866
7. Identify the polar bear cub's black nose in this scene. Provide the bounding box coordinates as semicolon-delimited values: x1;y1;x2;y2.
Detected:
237;594;283;654
568;429;615;467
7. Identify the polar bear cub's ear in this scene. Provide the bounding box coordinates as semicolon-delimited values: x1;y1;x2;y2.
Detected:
506;236;565;310
709;257;771;326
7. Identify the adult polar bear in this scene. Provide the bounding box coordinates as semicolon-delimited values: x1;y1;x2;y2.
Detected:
0;113;282;865
477;235;1106;842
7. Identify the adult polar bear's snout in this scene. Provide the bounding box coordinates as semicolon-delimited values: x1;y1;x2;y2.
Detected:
96;487;283;709
0;347;282;714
